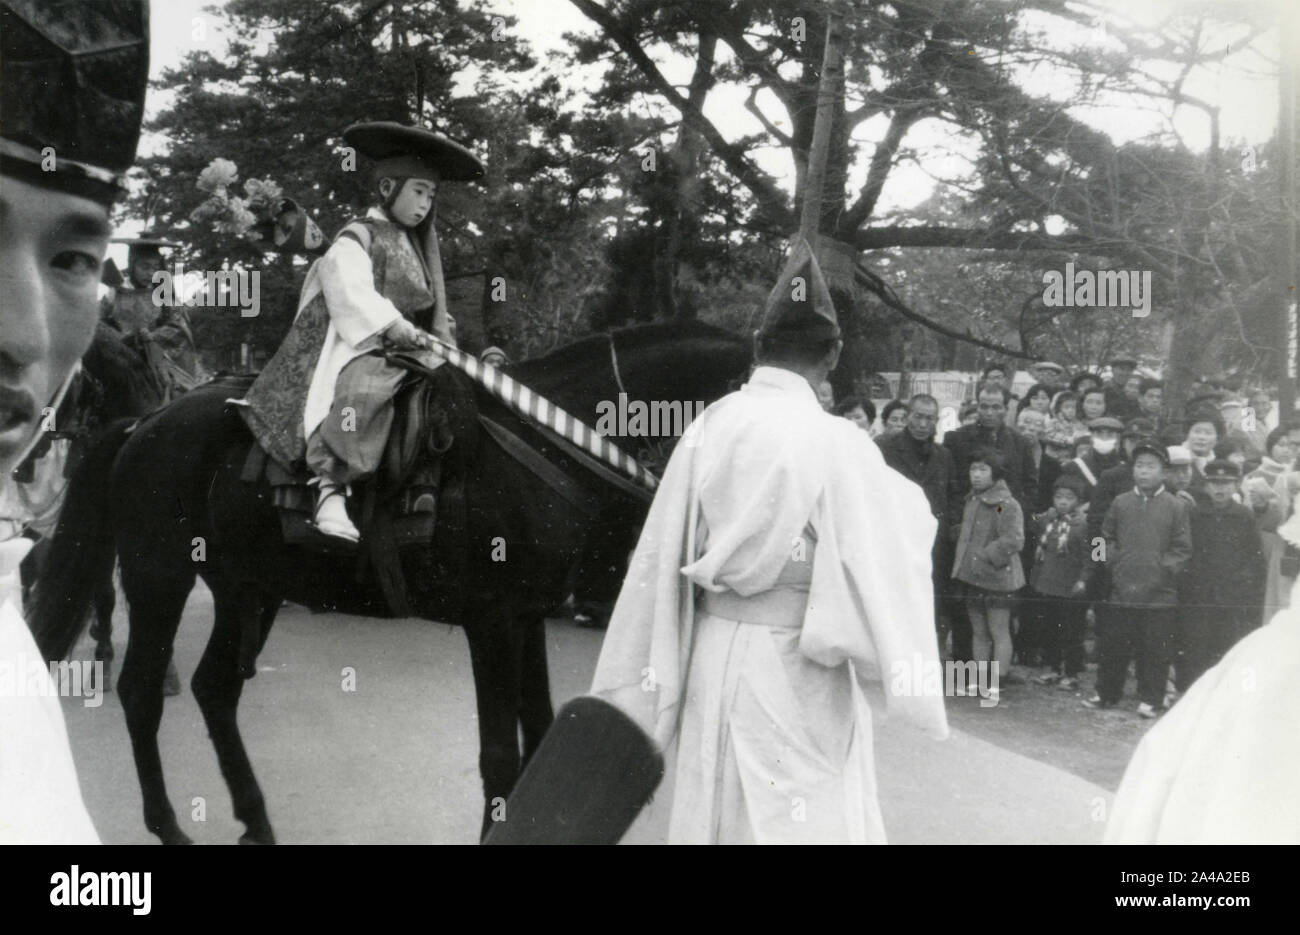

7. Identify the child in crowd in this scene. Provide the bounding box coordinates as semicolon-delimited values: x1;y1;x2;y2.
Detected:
1029;475;1091;690
1083;443;1192;718
952;449;1026;701
1179;460;1265;689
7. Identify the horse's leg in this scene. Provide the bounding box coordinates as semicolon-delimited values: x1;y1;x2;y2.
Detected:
191;583;279;845
517;612;554;765
464;615;525;840
116;569;195;845
88;564;116;692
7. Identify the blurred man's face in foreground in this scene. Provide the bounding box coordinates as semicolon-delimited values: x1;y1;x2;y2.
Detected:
0;177;110;473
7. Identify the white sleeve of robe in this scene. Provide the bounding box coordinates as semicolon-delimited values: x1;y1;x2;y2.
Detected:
1103;609;1300;844
0;537;100;844
313;235;404;348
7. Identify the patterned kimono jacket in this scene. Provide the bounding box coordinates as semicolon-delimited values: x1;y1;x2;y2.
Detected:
241;209;441;471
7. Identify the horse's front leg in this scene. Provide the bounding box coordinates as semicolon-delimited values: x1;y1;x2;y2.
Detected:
464;613;524;840
517;612;554;765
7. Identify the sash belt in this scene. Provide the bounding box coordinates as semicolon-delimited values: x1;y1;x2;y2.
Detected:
698;588;809;628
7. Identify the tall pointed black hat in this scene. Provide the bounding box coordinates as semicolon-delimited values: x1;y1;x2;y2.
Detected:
0;0;150;204
757;236;840;344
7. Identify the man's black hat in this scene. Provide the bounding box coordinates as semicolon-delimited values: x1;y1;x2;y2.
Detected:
1108;356;1138;368
112;231;182;252
1;0;150;204
1204;459;1242;481
343;121;485;183
756;236;840;345
1123;417;1157;440
1129;442;1169;466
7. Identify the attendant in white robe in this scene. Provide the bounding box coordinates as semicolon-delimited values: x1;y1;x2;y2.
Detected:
1103;493;1300;844
0;0;150;843
591;237;948;844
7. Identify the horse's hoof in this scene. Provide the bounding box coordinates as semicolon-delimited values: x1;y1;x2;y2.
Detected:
238;830;276;845
157;827;194;845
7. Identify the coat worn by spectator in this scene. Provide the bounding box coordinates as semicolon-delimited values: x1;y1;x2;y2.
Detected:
942;423;1038;528
1183;500;1266;616
1088;487;1192;607
1030;507;1090;597
952;479;1026;593
878;430;952;523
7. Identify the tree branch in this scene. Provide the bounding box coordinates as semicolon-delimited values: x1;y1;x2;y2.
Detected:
568;0;793;227
854;260;1033;359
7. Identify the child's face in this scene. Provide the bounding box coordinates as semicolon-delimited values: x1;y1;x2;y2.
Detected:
969;462;993;491
1132;453;1165;490
1052;489;1080;513
1207;479;1236;506
1167;464;1192;491
386;177;436;227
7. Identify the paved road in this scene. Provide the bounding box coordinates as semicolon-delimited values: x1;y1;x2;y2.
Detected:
63;581;1109;844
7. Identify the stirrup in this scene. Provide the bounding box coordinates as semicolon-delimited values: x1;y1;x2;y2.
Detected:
313;481;360;542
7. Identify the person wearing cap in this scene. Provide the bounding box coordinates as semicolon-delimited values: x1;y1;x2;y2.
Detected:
1060;416;1124;513
240;121;483;542
479;346;509;368
1103;357;1141;421
1029;360;1065;389
589;237;947;843
1027;474;1090;690
1178;460;1265;690
100;232;210;400
1081;443;1191;717
0;0;153;844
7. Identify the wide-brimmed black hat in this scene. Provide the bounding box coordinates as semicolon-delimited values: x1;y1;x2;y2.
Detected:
112;231;182;251
343;121;485;182
1;0;149;204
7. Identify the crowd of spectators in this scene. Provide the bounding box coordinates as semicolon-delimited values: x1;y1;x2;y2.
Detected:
826;357;1289;715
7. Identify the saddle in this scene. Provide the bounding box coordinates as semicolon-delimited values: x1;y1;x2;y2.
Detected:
239;372;458;615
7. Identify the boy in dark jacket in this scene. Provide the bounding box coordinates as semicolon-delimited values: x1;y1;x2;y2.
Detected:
1028;474;1090;690
1179;460;1266;689
1083;443;1192;717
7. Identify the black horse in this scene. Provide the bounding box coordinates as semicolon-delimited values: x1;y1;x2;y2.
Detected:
32;320;749;844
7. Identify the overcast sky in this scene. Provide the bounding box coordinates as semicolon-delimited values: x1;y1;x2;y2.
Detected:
124;0;1283;254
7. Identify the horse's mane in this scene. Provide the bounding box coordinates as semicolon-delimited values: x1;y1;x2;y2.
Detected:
509;319;741;375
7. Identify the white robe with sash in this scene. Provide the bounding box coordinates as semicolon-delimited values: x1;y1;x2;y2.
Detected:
591;366;949;844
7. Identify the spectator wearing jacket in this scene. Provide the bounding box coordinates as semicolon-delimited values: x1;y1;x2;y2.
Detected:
1179;460;1266;689
1083;444;1193;717
944;384;1039;530
952;449;1026;699
1028;474;1091;690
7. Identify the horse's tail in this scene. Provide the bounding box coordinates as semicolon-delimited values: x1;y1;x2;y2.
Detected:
29;418;134;662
